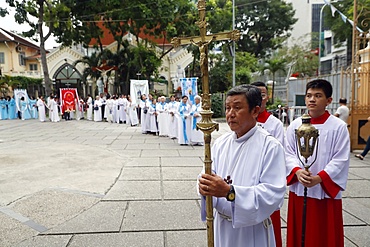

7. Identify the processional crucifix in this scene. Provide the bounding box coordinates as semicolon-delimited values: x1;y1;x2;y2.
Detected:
171;1;240;246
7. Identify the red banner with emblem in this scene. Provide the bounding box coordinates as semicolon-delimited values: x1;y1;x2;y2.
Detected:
60;88;77;114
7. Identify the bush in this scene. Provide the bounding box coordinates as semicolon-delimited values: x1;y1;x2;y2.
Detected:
211;94;224;118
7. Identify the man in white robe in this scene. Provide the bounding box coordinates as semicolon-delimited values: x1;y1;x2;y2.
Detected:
86;94;93;120
190;95;204;146
94;96;102;122
157;96;169;136
50;97;60;122
167;95;179;139
176;95;191;145
139;94;148;134
37;96;46;122
106;95;114;123
198;85;286;247
118;94;127;124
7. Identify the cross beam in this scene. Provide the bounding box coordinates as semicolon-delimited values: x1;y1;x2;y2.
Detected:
170;1;240;247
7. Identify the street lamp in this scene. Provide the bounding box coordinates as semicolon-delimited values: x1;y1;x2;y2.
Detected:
318;3;328;76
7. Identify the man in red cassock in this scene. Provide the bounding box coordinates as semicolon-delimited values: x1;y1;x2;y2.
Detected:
285;79;350;247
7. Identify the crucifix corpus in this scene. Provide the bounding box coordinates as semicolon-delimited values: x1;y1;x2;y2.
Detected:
171;1;240;246
92;60;118;94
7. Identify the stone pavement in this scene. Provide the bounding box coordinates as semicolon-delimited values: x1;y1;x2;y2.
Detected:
0;119;369;247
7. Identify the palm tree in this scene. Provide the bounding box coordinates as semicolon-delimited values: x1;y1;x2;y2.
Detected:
262;57;286;104
73;52;104;96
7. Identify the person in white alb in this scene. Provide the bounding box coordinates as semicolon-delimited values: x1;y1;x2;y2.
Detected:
190;95;204;146
86;94;93;121
167;95;179;139
176;95;191;145
157;96;169;136
197;85;286;247
251;81;285;247
139;94;148;134
37;96;47;122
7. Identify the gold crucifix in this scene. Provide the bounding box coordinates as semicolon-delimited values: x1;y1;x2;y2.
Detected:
171;1;240;246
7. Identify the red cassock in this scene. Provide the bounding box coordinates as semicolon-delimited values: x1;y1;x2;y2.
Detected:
286;171;344;247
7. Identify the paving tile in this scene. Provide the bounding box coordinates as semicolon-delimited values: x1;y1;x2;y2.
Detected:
141;149;180;157
120;167;160;180
163;181;199;200
342;198;370;225
68;232;164;247
161;157;204;167
347;167;370;179
343;180;370;198
343;210;367;226
178;149;205;157
125;143;160;150
166;230;206;247
162;167;201;180
104;181;161;200
124;157;160;167
17;235;72;247
46;202;127;234
121;201;205;231
10;190;100;229
344;226;370;247
0;213;38;247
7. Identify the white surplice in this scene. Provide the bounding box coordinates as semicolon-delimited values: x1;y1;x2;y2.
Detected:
86;97;93;120
176;103;191;145
93;100;102;122
258;114;285;146
50;100;60;122
199;126;286;247
139;100;148;133
127;102;139;126
285;114;350;200
147;103;158;133
190;103;203;145
106;99;114;123
167;101;179;139
157;102;169;136
37;99;46;122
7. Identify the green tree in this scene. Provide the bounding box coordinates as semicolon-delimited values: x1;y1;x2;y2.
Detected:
261;57;286;104
236;0;297;57
278;36;319;78
5;0;71;96
209;48;258;93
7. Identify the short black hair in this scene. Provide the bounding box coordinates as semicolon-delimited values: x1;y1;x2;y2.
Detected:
182;95;188;99
339;98;347;104
251;81;268;92
227;85;262;112
306;79;333;98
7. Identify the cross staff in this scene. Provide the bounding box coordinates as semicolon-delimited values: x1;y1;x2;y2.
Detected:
171;1;240;246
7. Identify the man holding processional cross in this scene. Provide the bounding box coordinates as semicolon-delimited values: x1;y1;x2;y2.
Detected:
171;0;286;246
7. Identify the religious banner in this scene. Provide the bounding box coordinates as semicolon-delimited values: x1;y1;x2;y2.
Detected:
13;89;30;112
60;88;79;114
130;79;149;106
180;77;198;104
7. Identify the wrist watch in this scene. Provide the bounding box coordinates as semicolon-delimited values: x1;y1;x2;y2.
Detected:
226;185;235;202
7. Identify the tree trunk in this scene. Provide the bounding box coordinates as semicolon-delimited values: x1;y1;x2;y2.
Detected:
271;73;275;104
39;1;52;96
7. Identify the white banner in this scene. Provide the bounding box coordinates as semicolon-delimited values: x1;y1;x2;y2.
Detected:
180;77;198;104
13;89;30;112
130;79;149;106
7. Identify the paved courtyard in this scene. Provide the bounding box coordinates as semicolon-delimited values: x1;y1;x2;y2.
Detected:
0;119;369;247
